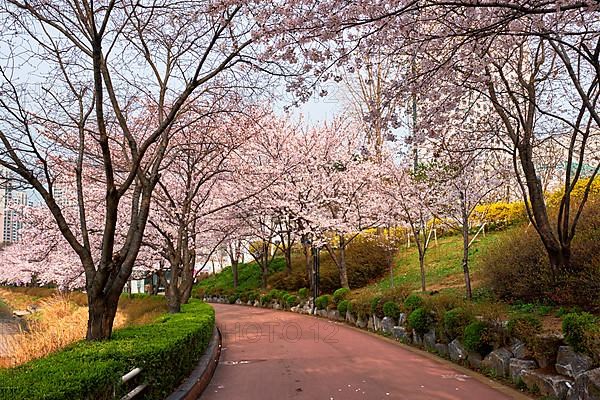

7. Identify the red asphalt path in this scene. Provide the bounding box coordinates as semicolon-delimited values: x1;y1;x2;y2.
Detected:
201;304;529;400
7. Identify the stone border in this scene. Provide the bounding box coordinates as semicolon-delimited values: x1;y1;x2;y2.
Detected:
165;326;222;400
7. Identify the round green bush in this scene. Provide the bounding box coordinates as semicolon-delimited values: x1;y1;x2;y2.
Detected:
347;300;356;316
268;289;283;301
315;295;331;310
383;301;401;320
404;294;424;313
408;307;432;336
443;307;473;340
227;294;238;304
260;294;272;306
247;291;259;302
238;291;249;303
370;296;383;317
285;295;300;308
298;288;309;299
333;288;351;303
563;312;598;353
463;321;492;355
338;300;350;316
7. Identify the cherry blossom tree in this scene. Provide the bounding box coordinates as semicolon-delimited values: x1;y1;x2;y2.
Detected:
384;162;438;293
428;150;509;298
145;104;260;312
0;0;312;339
249;116;387;289
281;0;600;278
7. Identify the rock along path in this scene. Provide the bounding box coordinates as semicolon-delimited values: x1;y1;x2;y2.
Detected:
201;304;530;400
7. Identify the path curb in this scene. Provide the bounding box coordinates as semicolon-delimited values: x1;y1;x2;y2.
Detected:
165;326;222;400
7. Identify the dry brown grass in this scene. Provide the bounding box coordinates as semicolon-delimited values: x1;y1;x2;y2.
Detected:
1;294;96;367
117;295;167;326
0;287;55;310
0;288;167;368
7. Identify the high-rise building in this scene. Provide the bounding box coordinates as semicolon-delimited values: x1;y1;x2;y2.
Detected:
0;168;28;244
2;189;28;243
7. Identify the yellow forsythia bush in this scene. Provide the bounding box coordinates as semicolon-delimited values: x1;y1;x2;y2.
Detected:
472;201;527;229
546;178;600;209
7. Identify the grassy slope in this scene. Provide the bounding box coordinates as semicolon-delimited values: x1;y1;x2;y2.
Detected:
196;257;286;293
374;228;515;292
196;228;517;296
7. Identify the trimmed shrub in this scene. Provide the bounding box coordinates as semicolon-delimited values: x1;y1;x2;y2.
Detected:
350;291;374;318
268;289;283;301
284;294;300;308
338;300;350;316
347;300;356;316
260;294;272;306
383;301;401;320
227;294;238;304
315;295;331;310
238;291;249;303
507;314;543;343
381;286;412;303
563;312;598;353
370;296;384;318
247;291;259;303
298;288;309;299
463;321;493;355
408;307;433;336
443;307;473;340
333;288;350;304
0;301;214;400
404;294;424;313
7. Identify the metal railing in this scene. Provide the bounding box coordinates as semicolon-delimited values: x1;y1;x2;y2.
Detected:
119;367;148;400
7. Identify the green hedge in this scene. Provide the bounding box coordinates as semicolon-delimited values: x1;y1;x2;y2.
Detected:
0;300;215;400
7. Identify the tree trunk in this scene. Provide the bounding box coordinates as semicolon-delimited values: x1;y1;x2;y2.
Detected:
518;143;569;276
261;242;269;289
338;235;350;289
232;260;239;289
462;226;472;299
181;283;193;305
460;192;472;299
261;262;268;289
86;291;120;340
548;246;571;277
419;251;426;293
303;241;313;292
166;282;182;313
284;244;292;276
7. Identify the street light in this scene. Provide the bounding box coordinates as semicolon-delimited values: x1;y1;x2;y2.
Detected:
311;244;320;315
301;234;320;315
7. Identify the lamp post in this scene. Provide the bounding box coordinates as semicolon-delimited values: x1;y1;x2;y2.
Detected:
311;244;320;315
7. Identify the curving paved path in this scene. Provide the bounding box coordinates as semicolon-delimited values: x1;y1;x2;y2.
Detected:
201;304;530;400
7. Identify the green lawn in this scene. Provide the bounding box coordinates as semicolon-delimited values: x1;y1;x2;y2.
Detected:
196;257;286;293
373;228;515;291
196;228;519;296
